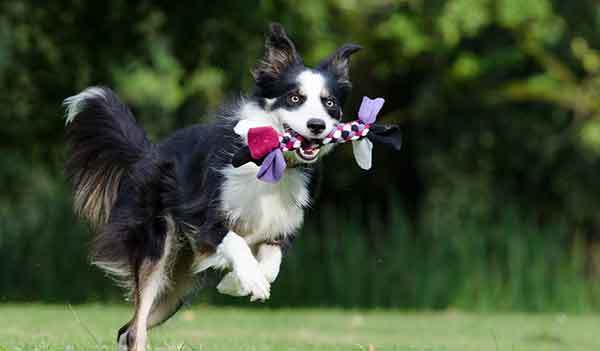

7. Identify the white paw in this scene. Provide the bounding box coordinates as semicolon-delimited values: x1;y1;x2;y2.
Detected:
217;272;249;297
216;232;271;302
234;261;271;302
117;331;129;351
257;244;282;283
259;262;279;284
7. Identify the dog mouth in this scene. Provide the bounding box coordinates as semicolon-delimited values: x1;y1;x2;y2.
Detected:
295;147;320;161
283;123;322;162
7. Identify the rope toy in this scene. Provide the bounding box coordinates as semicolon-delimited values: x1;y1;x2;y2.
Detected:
232;96;401;182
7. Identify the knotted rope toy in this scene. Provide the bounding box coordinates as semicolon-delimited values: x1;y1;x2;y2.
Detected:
232;96;401;182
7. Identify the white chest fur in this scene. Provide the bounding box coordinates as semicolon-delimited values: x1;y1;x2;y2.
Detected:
220;163;310;244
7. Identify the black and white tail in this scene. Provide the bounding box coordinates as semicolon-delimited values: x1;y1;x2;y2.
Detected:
64;87;151;228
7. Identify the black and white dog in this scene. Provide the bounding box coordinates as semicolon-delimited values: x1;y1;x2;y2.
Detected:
64;23;361;351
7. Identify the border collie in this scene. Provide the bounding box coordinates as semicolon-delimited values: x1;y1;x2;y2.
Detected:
64;23;361;351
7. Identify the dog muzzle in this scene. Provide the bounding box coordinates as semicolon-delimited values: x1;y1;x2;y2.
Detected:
232;96;402;183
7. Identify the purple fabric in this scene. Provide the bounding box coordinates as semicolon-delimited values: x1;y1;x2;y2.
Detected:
358;96;385;124
257;149;286;183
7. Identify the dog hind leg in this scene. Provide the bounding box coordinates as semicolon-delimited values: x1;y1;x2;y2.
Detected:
147;246;197;329
118;262;166;351
118;233;175;351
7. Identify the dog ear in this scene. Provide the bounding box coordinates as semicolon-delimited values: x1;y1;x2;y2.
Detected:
317;44;362;88
252;23;302;82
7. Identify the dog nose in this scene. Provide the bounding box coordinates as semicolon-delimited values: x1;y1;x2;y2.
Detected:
307;118;326;134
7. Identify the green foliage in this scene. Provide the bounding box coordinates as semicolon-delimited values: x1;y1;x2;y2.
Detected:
264;201;597;312
3;0;600;310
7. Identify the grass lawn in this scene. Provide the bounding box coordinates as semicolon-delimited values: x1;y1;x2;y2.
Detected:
0;304;598;351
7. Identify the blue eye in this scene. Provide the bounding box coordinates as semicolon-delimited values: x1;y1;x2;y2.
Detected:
325;99;336;108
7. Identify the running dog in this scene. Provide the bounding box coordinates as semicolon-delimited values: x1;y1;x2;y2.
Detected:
64;23;361;351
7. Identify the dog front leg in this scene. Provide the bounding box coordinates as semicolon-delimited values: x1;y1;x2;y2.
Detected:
256;243;282;283
259;235;294;282
217;231;271;301
217;242;285;299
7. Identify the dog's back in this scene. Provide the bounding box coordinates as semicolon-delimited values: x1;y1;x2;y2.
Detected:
156;120;239;204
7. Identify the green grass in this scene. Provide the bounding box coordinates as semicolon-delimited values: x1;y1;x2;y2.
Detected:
0;305;598;350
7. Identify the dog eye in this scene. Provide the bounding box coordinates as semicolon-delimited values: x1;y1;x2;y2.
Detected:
325;99;336;108
288;94;302;105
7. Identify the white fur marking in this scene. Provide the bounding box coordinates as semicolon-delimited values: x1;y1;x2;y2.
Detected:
221;164;309;242
298;70;326;97
63;87;108;124
265;98;276;109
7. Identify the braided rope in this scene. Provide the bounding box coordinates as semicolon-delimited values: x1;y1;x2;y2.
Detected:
279;120;371;152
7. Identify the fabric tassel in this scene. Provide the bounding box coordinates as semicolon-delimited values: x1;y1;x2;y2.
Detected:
256;149;286;182
352;138;373;170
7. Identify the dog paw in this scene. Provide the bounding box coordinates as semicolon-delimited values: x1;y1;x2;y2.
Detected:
217;272;249;296
117;330;134;351
234;261;271;302
117;332;128;351
259;260;279;283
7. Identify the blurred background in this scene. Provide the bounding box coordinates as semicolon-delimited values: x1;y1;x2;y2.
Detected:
2;0;600;312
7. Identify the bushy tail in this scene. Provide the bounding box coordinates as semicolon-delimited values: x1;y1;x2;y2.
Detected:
64;87;152;228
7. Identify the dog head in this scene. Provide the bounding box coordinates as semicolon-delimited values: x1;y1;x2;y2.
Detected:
250;23;361;163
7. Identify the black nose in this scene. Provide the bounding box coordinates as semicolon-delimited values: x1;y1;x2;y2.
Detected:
307;118;326;134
